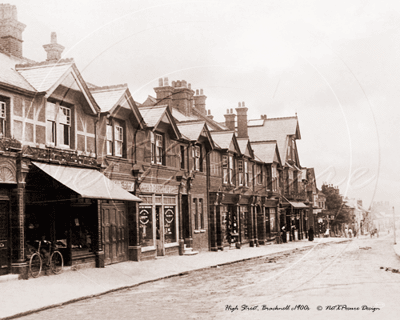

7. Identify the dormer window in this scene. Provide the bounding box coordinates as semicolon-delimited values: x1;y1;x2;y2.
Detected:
115;126;123;157
238;160;244;186
0;101;6;137
193;145;202;172
151;132;164;165
105;118;125;157
106;122;113;155
59;106;71;146
46;102;73;148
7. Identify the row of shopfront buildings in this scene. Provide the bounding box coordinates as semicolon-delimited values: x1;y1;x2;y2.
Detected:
0;4;325;278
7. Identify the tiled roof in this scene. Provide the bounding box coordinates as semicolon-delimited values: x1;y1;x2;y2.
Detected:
251;141;279;164
172;108;199;122
210;131;235;149
248;116;299;164
176;121;206;141
247;119;265;126
16;59;73;92
90;84;128;113
139;105;168;128
142;95;157;107
236;138;251;157
0;52;36;91
191;107;227;131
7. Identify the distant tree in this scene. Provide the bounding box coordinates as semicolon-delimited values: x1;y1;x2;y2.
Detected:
321;184;353;226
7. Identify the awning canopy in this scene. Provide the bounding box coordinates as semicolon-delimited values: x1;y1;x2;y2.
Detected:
32;162;141;202
289;201;309;209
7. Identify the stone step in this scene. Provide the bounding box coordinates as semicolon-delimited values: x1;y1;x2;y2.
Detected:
183;250;199;255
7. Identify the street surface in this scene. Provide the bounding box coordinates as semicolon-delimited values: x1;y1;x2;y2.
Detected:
18;236;400;320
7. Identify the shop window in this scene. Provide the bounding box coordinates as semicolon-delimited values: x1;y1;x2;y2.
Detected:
0;101;6;137
164;206;176;243
139;206;154;247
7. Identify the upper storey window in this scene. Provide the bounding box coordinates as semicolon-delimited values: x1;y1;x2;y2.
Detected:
106;119;125;157
151;132;164;165
0;101;6;137
46;102;72;148
193;145;203;172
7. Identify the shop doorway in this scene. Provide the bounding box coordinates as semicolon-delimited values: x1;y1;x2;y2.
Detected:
0;201;9;276
156;205;164;256
102;202;128;265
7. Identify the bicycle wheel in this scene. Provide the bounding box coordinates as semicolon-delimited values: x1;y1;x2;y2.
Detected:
50;251;64;274
29;253;42;278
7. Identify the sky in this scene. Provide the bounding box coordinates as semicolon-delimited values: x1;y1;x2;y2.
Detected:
7;0;400;211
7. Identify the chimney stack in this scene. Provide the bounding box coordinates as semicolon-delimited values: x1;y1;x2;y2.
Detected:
193;88;207;116
0;4;26;58
43;32;65;62
154;77;173;110
236;101;248;138
206;109;214;120
224;109;236;131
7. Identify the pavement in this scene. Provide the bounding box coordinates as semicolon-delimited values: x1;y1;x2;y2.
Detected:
0;237;351;320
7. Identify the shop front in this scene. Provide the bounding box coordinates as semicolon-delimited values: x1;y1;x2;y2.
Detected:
136;182;179;260
24;161;141;270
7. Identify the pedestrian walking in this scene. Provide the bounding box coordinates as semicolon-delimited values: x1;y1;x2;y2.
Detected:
349;228;353;238
281;225;286;243
308;226;314;241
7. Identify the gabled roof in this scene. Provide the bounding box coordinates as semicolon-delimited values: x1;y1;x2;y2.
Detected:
0;52;36;92
210;131;240;153
172;108;199;122
251;141;282;165
142;95;157;107
190;107;228;131
177;121;214;149
16;59;99;114
139;105;181;139
248;116;300;164
91;84;144;129
236;138;253;159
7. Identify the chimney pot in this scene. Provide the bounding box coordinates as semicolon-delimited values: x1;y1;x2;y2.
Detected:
51;32;57;44
158;78;163;87
226;109;229;114
172;81;176;87
238;102;241;108
230;108;233;113
163;77;169;86
182;80;187;88
196;89;199;95
43;32;65;62
242;101;245;107
188;83;191;89
200;89;203;95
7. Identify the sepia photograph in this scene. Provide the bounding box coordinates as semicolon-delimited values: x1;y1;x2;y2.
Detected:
0;0;399;319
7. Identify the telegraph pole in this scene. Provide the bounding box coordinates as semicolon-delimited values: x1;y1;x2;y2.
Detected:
393;206;396;245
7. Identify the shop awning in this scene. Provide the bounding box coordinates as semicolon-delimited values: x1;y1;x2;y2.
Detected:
32;162;142;202
289;201;309;209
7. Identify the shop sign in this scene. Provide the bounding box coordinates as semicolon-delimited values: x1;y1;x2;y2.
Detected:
139;207;151;225
140;183;178;194
164;209;175;224
113;180;135;192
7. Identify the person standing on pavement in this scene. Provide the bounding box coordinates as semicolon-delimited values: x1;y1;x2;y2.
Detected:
349;228;353;238
308;226;314;241
281;225;286;243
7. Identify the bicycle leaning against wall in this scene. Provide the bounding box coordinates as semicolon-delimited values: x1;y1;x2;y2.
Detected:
28;239;64;278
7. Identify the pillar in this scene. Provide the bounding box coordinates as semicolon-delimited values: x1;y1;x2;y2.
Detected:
96;200;105;267
178;192;185;255
210;204;218;251
128;201;141;261
236;204;241;249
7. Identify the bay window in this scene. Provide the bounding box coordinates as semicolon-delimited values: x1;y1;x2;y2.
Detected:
244;161;248;186
222;155;228;184
238;160;244;186
229;155;234;185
